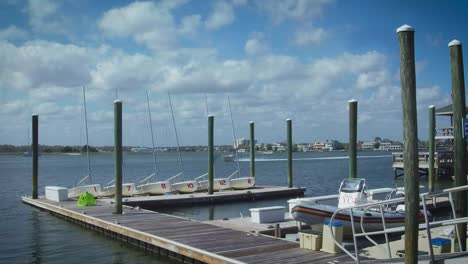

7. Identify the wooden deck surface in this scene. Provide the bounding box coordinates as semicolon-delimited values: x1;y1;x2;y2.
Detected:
22;197;356;264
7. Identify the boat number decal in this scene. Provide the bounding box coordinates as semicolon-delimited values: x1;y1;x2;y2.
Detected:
161;184;166;189
127;186;131;191
248;179;252;184
220;180;226;185
188;183;194;188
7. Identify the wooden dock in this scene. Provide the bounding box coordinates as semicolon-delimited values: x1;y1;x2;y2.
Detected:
392;151;453;178
22;196;356;264
119;186;306;209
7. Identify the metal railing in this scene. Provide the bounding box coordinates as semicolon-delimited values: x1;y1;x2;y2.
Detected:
328;185;468;263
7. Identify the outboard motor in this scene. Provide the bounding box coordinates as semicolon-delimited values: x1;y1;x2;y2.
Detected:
337;178;369;209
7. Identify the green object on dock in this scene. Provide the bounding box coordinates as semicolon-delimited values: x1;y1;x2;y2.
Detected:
114;99;123;214
32;114;38;199
428;105;435;192
348;100;357;179
449;39;467;251
397;24;419;264
250;121;255;178
208;115;214;195
77;192;96;207
287;118;292;188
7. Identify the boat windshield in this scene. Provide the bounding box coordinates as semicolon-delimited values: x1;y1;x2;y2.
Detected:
339;179;366;193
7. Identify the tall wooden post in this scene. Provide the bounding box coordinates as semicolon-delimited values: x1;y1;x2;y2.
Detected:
208;115;214;195
349;99;358;179
449;39;467;251
287;118;293;188
114;99;123;214
250;121;255;177
428;105;436;192
32;114;39;199
397;24;419;263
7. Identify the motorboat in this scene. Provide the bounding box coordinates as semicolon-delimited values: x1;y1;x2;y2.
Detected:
290;178;428;231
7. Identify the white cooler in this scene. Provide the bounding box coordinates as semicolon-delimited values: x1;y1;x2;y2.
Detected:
45;186;68;202
249;206;285;223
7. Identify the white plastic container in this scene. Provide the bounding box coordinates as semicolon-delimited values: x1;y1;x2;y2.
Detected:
45;186;68;202
321;220;343;254
249;206;285;223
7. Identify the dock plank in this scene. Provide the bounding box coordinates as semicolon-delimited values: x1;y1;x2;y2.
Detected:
22;197;355;264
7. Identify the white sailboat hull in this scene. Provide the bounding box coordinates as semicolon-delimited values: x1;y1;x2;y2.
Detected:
68;184;102;199
171;181;198;193
101;183;138;196
230;177;255;189
198;178;231;191
138;180;171;195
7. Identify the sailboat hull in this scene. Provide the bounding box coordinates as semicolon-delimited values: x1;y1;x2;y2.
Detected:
138;180;171;195
101;183;137;196
171;181;198;193
68;184;102;199
198;178;231;191
230;177;255;189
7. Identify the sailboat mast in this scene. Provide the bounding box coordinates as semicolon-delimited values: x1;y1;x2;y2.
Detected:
145;90;158;175
82;86;92;183
204;94;209;116
227;96;241;177
168;93;185;179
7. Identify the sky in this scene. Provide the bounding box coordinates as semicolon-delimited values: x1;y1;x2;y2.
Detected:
0;0;467;147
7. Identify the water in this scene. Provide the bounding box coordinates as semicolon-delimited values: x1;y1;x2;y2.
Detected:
0;151;452;263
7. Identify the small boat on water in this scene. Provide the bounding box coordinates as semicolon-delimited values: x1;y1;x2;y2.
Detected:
68;87;102;199
223;154;234;162
291;178;428;231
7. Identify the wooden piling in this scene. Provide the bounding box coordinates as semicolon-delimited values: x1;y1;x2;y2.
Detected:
32;113;38;199
208;115;214;195
287;118;293;188
249;121;255;177
348;99;358;179
114;100;123;214
397;24;419;263
449;39;467;251
428;105;436;192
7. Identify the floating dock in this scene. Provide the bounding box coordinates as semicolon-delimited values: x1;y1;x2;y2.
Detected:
22;196;357;264
118;186;306;209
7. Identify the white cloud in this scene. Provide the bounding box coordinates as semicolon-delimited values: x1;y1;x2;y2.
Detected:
27;0;65;34
179;15;202;35
245;32;269;56
99;0;188;50
356;70;390;90
293;27;327;46
256;0;334;23
0;25;28;40
205;1;236;30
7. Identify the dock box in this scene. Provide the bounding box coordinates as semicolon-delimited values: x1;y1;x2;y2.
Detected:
432;238;451;254
45;186;68;202
249;206;285;223
299;231;322;251
321;220;343;254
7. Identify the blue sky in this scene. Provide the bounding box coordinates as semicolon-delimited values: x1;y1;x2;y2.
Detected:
0;0;467;147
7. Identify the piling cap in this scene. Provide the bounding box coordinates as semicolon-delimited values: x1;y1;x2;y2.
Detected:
32;113;38;116
348;99;358;103
208;114;214;118
113;99;122;103
396;24;415;33
429;105;435;108
249;121;254;124
448;39;462;47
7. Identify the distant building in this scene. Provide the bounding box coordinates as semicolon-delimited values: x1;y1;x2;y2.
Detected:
312;140;336;151
361;141;376;150
233;138;257;149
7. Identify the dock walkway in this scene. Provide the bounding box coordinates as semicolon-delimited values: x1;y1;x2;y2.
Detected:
23;197;355;264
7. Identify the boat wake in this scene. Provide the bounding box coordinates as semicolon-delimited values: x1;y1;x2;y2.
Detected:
238;155;392;162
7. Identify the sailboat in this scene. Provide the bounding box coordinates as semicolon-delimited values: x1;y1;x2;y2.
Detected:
226;96;255;189
197;94;231;191
167;93;198;193
68;87;102;199
137;90;172;195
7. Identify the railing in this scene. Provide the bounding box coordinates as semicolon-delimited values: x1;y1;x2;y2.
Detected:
436;127;454;139
328;185;468;263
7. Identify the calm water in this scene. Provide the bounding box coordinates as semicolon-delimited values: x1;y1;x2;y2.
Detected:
0;151;452;263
